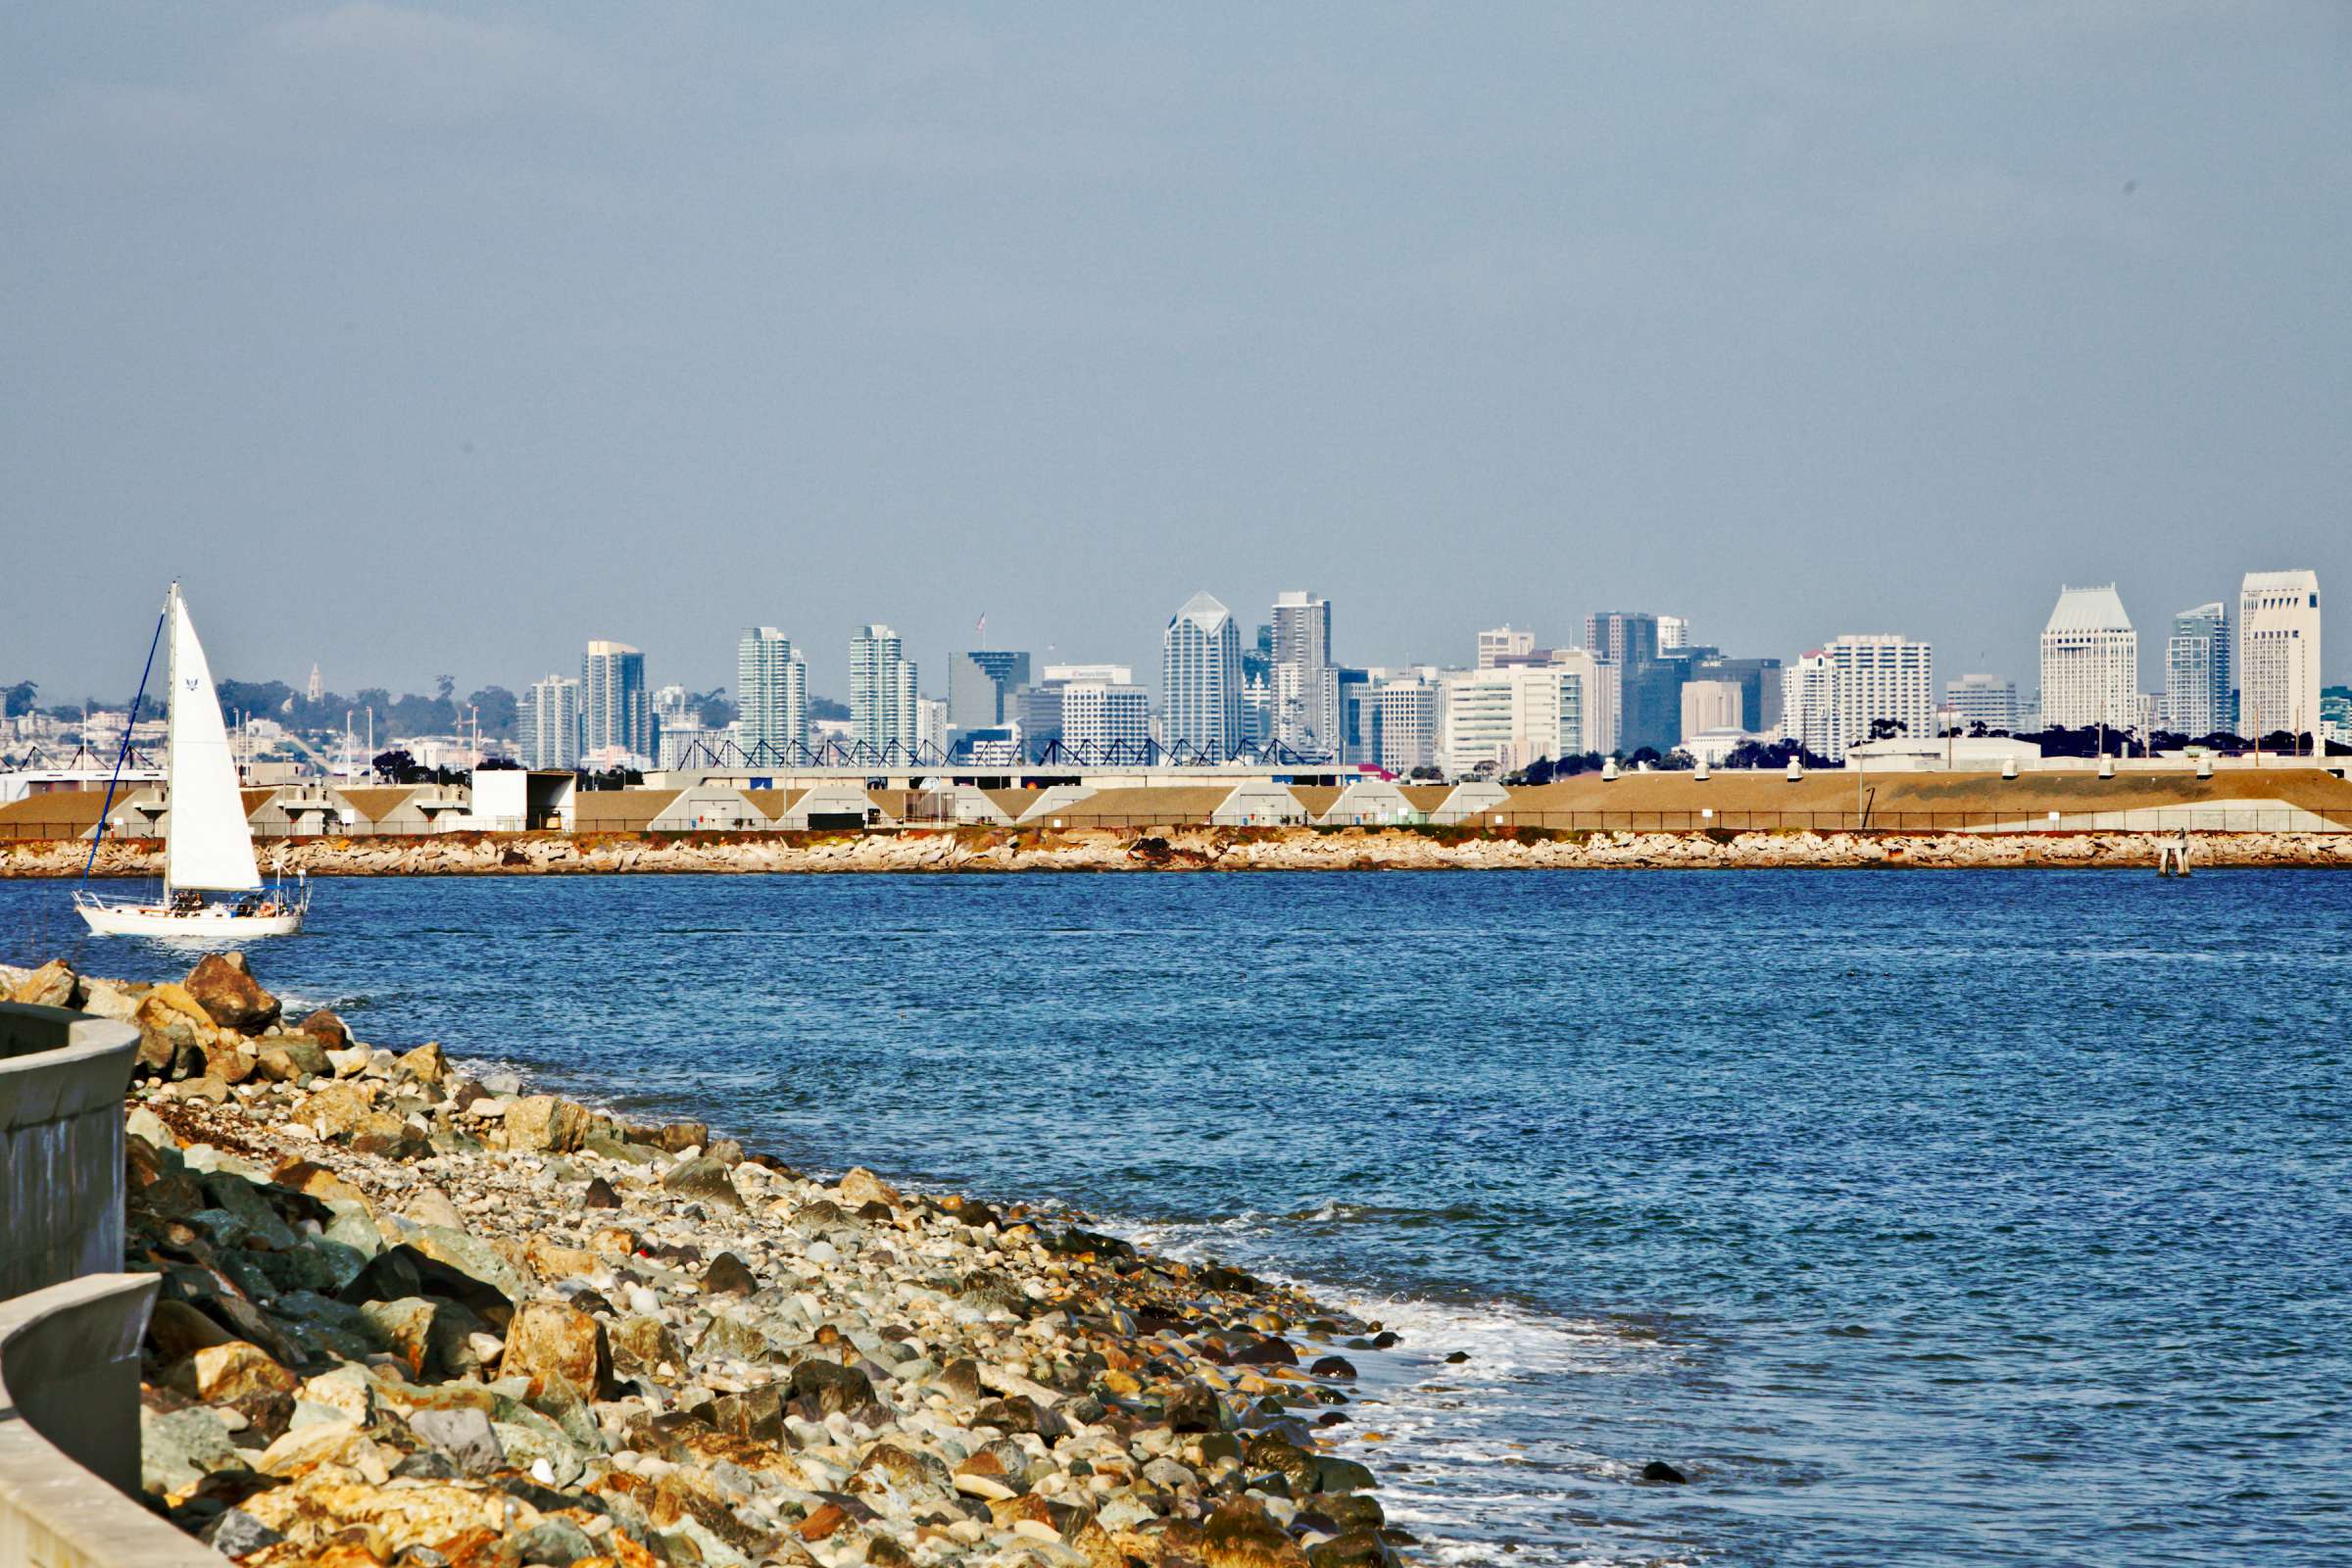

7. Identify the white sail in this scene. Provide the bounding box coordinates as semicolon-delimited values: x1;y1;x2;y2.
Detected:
165;588;262;892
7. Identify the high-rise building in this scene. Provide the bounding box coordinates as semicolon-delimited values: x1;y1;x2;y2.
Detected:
2038;586;2137;732
519;674;581;770
948;650;1031;730
1657;615;1690;652
652;684;694;728
1270;591;1338;754
1059;681;1151;755
2238;569;2323;744
2162;604;2231;737
1477;626;1536;669
1368;678;1438;773
1820;635;1935;759
581;640;652;763
1781;653;1836;760
1945;673;2020;734
1681;680;1743;739
849;624;918;754
1336;667;1372;763
1585;611;1660;669
915;697;950;759
1689;655;1784;735
2321;685;2350;749
737;628;807;759
1163;592;1245;754
1436;664;1603;773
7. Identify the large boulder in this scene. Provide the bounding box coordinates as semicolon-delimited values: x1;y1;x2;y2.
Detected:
502;1300;611;1398
255;1039;330;1082
295;1007;350;1050
132;984;220;1077
661;1155;743;1210
9;959;76;1008
1200;1497;1309;1567
505;1096;589;1153
183;952;280;1034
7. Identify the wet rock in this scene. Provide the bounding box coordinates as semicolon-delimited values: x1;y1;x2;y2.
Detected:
1306;1528;1394;1567
184;952;280;1033
788;1357;876;1415
650;1120;708;1153
1309;1355;1357;1380
1165;1381;1223;1433
394;1041;445;1083
1201;1496;1309;1566
294;1007;350;1049
1642;1459;1690;1484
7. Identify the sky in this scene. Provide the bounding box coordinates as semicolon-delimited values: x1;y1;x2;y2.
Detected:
3;2;2347;706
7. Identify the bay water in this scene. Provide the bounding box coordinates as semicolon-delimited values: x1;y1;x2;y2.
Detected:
10;869;2348;1565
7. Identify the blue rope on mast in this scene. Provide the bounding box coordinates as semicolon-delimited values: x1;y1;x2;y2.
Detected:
80;606;167;886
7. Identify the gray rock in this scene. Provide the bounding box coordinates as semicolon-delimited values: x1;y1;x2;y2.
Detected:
141;1404;242;1495
409;1405;505;1475
660;1155;744;1210
202;1507;284;1557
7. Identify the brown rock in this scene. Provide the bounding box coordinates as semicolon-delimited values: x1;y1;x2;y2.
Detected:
524;1236;603;1282
651;1121;709;1153
304;1081;376;1141
798;1501;850;1541
296;1007;351;1050
146;1298;235;1361
504;1095;589;1153
1201;1497;1310;1568
183;952;280;1034
256;1039;330;1082
133;984;219;1077
169;1340;298;1402
839;1166;901;1208
502;1300;610;1397
9;958;75;1008
271;1158;366;1205
393;1041;445;1084
581;1176;620;1209
349;1112;427;1160
609;1314;685;1376
200;1041;255;1085
702;1251;758;1296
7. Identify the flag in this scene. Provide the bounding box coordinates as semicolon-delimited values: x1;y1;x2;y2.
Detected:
976;613;987;634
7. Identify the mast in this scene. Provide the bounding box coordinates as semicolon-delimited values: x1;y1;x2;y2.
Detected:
163;580;179;905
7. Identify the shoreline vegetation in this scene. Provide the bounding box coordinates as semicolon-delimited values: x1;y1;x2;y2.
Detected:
7;953;1426;1568
5;824;2351;877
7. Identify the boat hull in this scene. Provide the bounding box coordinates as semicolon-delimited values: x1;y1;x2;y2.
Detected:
75;902;304;940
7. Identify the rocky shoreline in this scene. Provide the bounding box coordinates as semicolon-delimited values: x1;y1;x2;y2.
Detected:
6;954;1424;1568
8;824;2352;877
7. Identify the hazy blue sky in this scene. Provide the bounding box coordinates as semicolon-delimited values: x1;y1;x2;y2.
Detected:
5;3;2347;704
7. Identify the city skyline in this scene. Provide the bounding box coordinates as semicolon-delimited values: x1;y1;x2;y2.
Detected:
4;8;2346;703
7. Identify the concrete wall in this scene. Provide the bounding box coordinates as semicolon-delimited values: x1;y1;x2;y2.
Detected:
0;1005;219;1564
0;1273;217;1567
0;1004;138;1301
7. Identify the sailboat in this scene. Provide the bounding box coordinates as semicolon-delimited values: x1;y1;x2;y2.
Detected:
74;582;311;938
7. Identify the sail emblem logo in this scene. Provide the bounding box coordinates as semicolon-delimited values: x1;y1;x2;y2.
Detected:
185;676;202;690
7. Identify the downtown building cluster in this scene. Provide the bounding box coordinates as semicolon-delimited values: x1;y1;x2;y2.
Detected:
355;565;2334;778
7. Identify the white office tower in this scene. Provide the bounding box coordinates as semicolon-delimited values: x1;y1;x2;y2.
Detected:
1436;665;1598;774
2038;586;2137;732
1163;592;1245;753
1546;648;1617;756
2163;603;2231;737
1271;591;1338;753
581;640;652;762
519;673;581;769
1477;626;1536;669
1367;678;1437;773
2237;570;2323;744
1059;681;1151;754
737;628;808;758
915;697;949;759
850;624;918;754
1657;615;1690;652
1945;673;2020;734
1680;680;1742;738
1780;652;1836;760
1830;635;1936;755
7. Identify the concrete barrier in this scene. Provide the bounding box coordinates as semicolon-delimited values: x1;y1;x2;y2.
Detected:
0;1003;139;1301
0;1273;219;1566
0;1004;220;1564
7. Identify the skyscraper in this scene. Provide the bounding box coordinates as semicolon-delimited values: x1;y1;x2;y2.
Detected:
2038;586;2137;733
581;640;652;762
1059;680;1151;755
1585;612;1682;753
1271;590;1338;753
849;624;918;754
737;628;808;759
519;674;580;769
1824;635;1935;759
1584;611;1660;669
948;650;1031;730
1162;592;1245;754
1781;652;1837;760
2162;603;2231;737
2238;569;2323;744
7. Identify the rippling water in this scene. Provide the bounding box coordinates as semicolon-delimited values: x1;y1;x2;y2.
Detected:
10;869;2349;1566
